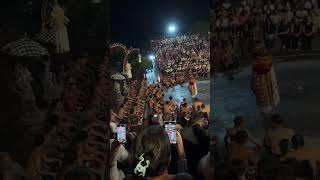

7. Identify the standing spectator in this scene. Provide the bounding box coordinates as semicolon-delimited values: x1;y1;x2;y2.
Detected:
265;18;278;49
110;122;130;180
278;20;291;51
291;18;303;49
302;17;314;50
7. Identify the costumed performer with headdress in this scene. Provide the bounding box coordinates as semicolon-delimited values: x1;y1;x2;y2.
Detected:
188;78;198;98
251;44;280;115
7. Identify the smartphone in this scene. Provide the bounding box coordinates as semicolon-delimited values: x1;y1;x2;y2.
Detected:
164;121;177;144
117;124;126;143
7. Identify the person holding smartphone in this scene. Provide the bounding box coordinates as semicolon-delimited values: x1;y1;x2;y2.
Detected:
164;121;187;174
110;122;129;180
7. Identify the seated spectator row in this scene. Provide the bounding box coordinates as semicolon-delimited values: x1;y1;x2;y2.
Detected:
211;0;320;71
151;33;210;77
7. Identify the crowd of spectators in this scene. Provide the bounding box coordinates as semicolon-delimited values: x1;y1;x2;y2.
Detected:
211;0;320;71
151;33;210;78
110;76;211;180
114;79;147;125
110;105;320;180
108;70;320;180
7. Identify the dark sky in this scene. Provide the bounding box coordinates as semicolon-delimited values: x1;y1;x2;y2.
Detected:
111;0;209;49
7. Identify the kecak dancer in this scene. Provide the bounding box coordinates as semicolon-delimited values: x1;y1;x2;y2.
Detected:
188;78;198;98
251;45;280;115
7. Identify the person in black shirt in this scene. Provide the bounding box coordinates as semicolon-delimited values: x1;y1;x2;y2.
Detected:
302;18;314;50
290;18;302;50
278;20;291;52
264;18;277;49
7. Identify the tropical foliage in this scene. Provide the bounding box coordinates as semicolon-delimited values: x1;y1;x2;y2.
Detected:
109;43;152;79
131;56;153;79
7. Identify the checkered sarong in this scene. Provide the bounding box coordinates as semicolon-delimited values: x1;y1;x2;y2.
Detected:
1;38;49;57
33;30;56;45
251;67;280;108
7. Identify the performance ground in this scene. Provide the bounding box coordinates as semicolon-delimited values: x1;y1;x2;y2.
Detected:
213;59;320;147
146;58;320;147
163;80;210;106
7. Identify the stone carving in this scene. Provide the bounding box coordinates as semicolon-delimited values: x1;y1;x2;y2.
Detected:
114;81;121;94
12;63;39;116
122;81;129;95
41;60;62;104
111;73;126;110
113;81;124;110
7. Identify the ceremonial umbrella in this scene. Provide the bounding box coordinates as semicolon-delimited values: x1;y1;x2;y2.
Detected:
1;37;49;57
33;30;56;46
110;73;126;81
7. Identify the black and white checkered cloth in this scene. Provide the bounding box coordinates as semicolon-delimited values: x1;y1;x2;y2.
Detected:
33;30;56;45
1;38;49;57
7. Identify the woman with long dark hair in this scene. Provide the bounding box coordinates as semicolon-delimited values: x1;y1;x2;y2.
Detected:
124;126;192;180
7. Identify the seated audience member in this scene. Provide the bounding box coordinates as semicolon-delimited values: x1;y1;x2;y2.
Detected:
159;94;165;107
283;134;320;178
154;101;163;115
163;101;175;121
200;104;210;117
192;98;202;111
125;126;192;180
168;97;176;109
181;103;190;114
164;101;174;114
182;98;189;107
227;130;259;167
264;114;294;156
225;116;258;147
148;96;155;115
225;116;245;143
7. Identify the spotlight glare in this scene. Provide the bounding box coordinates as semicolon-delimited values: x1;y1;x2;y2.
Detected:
168;24;177;34
149;55;155;60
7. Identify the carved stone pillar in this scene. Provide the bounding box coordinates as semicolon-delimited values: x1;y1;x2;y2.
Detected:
122;80;129;95
12;63;39;116
41;59;62;105
113;81;124;111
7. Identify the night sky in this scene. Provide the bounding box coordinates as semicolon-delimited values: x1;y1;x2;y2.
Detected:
111;0;209;49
